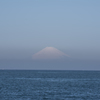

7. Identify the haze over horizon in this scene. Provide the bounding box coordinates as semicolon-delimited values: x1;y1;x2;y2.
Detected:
0;0;100;70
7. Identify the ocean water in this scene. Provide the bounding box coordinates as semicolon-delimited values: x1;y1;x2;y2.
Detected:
0;70;100;100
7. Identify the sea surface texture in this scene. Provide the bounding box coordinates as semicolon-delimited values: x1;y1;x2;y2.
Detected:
0;70;100;100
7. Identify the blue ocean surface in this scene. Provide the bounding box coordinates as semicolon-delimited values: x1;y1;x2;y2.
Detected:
0;70;100;100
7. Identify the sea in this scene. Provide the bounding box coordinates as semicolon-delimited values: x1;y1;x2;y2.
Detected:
0;70;100;100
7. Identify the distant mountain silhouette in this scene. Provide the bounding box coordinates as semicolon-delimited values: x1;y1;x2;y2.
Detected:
32;47;69;60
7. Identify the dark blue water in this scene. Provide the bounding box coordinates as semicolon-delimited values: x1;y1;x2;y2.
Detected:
0;70;100;100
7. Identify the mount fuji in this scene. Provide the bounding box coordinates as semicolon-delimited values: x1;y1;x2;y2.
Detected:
32;47;69;60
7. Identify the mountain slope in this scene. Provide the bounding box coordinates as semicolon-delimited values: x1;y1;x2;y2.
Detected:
32;47;69;60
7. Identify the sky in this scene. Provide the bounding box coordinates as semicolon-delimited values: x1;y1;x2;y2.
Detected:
0;0;100;70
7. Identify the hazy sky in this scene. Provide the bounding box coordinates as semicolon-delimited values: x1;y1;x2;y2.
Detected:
0;0;100;61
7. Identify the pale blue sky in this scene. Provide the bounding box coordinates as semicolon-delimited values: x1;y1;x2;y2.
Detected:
0;0;100;60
